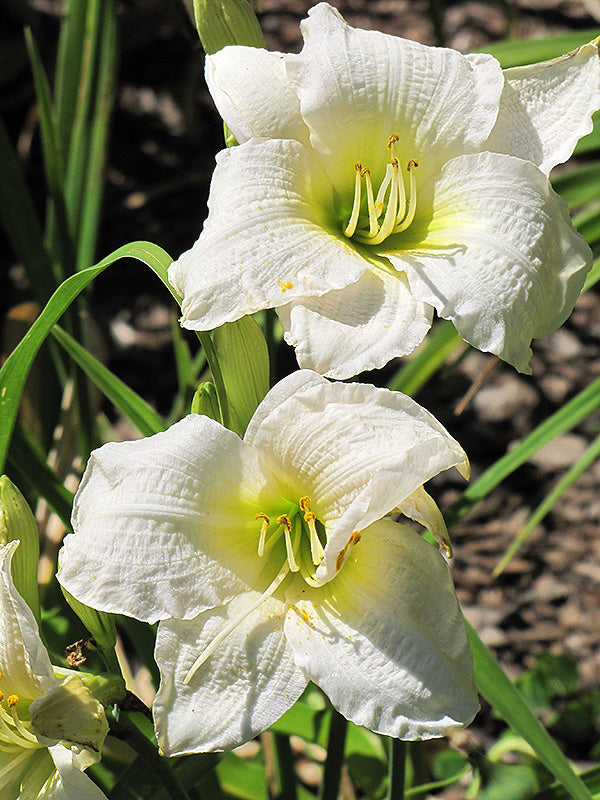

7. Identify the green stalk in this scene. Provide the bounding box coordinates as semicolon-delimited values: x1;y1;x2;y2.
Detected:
274;733;297;800
388;739;406;800
107;707;192;800
320;709;347;800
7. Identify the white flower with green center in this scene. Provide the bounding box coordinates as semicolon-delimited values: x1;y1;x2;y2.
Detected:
168;2;599;379
57;370;477;754
0;540;109;800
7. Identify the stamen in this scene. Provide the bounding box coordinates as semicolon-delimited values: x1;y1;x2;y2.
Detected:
0;693;38;749
343;162;363;238
299;497;324;566
393;160;419;234
364;159;399;245
10;705;38;744
362;169;380;234
183;564;291;684
342;133;418;245
254;513;270;557
277;515;299;573
375;163;393;212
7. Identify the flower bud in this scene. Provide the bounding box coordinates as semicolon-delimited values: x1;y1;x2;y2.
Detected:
191;381;222;421
0;475;40;623
213;315;270;436
193;0;265;55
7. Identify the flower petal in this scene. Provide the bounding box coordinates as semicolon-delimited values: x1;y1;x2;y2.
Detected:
168;138;369;331
389;151;591;372
245;371;468;582
0;541;54;700
205;47;309;145
153;591;307;754
480;37;600;175
48;744;109;800
277;268;433;379
284;519;478;739
285;2;503;193
58;416;276;623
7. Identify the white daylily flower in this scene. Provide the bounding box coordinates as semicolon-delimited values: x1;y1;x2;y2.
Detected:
58;370;477;754
169;2;599;379
0;541;108;800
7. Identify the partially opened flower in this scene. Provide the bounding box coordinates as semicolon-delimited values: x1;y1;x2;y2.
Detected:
0;540;109;800
169;2;599;379
58;370;477;754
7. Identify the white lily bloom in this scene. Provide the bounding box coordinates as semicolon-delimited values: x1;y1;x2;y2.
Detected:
0;541;108;800
169;3;599;379
58;370;477;754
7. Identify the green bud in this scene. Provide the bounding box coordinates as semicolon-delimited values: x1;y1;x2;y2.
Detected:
213;315;270;436
191;381;221;422
30;674;109;752
193;0;265;55
0;476;40;623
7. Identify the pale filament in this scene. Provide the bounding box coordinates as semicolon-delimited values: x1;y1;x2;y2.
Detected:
254;513;270;557
183;563;291;685
299;497;324;566
0;692;39;750
277;515;299;573
344;133;419;245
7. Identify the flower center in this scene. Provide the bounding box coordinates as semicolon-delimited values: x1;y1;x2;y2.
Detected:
182;495;327;685
254;495;325;580
343;133;418;245
0;685;41;756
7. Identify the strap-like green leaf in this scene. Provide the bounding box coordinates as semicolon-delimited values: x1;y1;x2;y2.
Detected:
0;242;176;474
445;373;600;528
387;320;464;396
480;29;600;67
494;432;600;575
0;118;55;302
7;423;74;527
467;622;592;800
51;324;165;437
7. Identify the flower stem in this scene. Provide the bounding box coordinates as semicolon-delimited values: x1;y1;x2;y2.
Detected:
320;709;347;800
107;706;192;800
274;732;298;800
195;331;230;430
387;738;406;800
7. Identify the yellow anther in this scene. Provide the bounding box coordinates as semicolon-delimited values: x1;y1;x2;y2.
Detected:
276;514;292;532
0;691;4;702
7;695;18;708
299;497;311;512
344;133;418;245
255;513;270;558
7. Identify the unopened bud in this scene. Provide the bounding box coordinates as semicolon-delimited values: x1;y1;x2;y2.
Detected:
191;381;221;422
193;0;265;55
0;476;40;623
